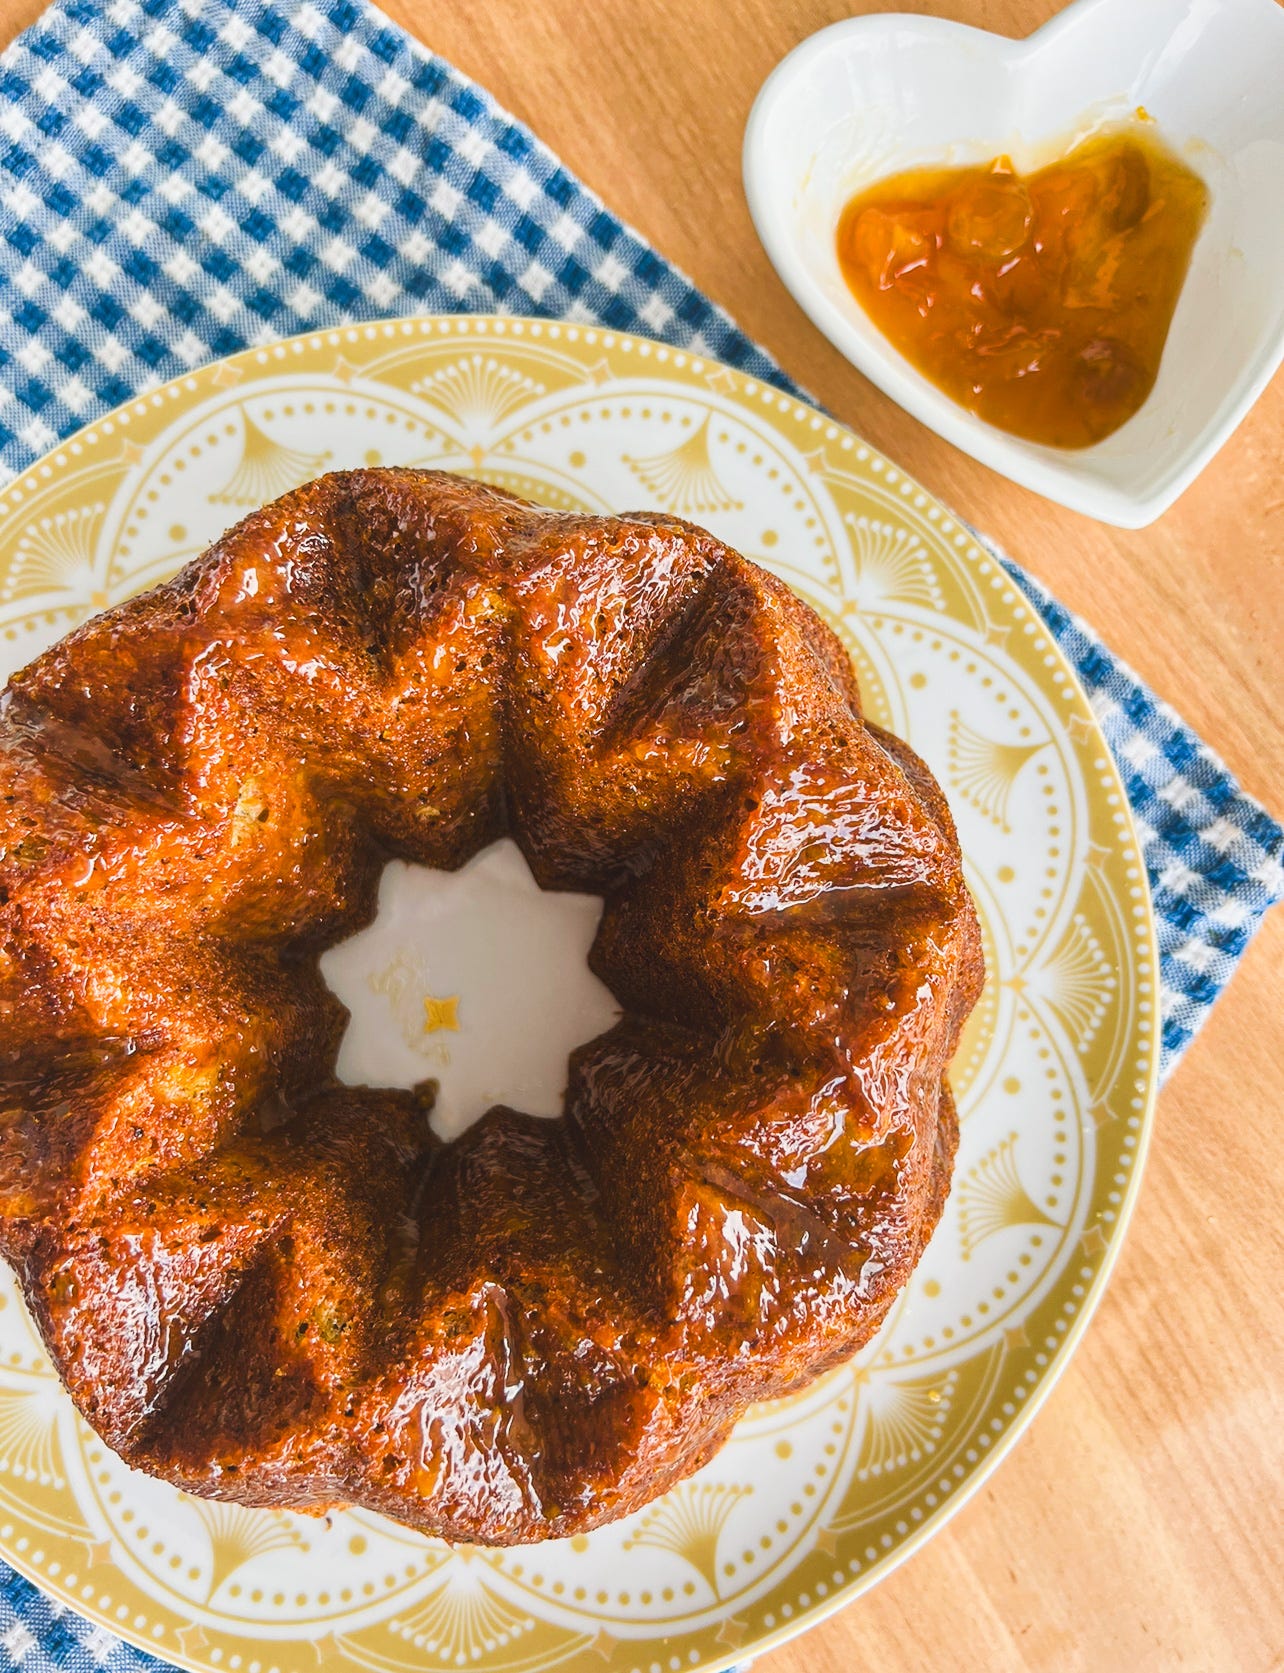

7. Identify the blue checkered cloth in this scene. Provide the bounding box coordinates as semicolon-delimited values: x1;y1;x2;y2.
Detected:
0;0;1280;1667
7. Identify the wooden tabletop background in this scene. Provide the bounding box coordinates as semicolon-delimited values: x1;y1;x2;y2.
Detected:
1;0;1282;1667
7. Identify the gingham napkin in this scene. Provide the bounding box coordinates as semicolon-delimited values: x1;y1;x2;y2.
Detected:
0;0;1281;1668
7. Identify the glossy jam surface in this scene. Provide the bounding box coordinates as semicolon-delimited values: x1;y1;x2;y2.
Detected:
0;470;982;1544
837;126;1209;447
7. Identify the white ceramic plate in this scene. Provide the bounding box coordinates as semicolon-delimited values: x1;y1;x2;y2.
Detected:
743;0;1284;526
0;317;1159;1672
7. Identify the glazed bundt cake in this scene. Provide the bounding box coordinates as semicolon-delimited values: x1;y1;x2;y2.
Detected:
0;470;982;1544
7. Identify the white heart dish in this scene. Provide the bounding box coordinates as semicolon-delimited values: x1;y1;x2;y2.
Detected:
743;0;1284;527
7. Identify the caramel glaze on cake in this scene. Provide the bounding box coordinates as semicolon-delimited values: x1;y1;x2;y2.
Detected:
0;470;982;1543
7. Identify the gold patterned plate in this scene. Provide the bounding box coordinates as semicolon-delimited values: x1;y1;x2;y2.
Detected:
0;317;1159;1673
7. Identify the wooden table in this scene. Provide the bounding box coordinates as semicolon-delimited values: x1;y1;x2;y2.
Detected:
2;0;1282;1666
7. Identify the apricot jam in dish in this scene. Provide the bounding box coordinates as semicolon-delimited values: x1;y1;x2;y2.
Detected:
836;125;1209;448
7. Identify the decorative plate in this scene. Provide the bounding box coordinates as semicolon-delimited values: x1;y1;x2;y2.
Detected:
0;316;1159;1673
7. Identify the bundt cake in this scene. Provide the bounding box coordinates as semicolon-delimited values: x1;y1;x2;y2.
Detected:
0;469;982;1544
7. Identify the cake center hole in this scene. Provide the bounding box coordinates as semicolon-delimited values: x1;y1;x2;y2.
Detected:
318;839;621;1141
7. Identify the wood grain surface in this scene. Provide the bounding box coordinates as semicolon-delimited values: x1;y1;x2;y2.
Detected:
1;0;1282;1668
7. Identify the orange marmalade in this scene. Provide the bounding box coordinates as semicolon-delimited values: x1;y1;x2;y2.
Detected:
836;126;1209;448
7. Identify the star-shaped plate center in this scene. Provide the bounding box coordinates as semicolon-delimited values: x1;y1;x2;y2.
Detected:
319;838;621;1140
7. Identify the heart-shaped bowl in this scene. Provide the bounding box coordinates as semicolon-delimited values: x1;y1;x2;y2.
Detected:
743;0;1284;527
